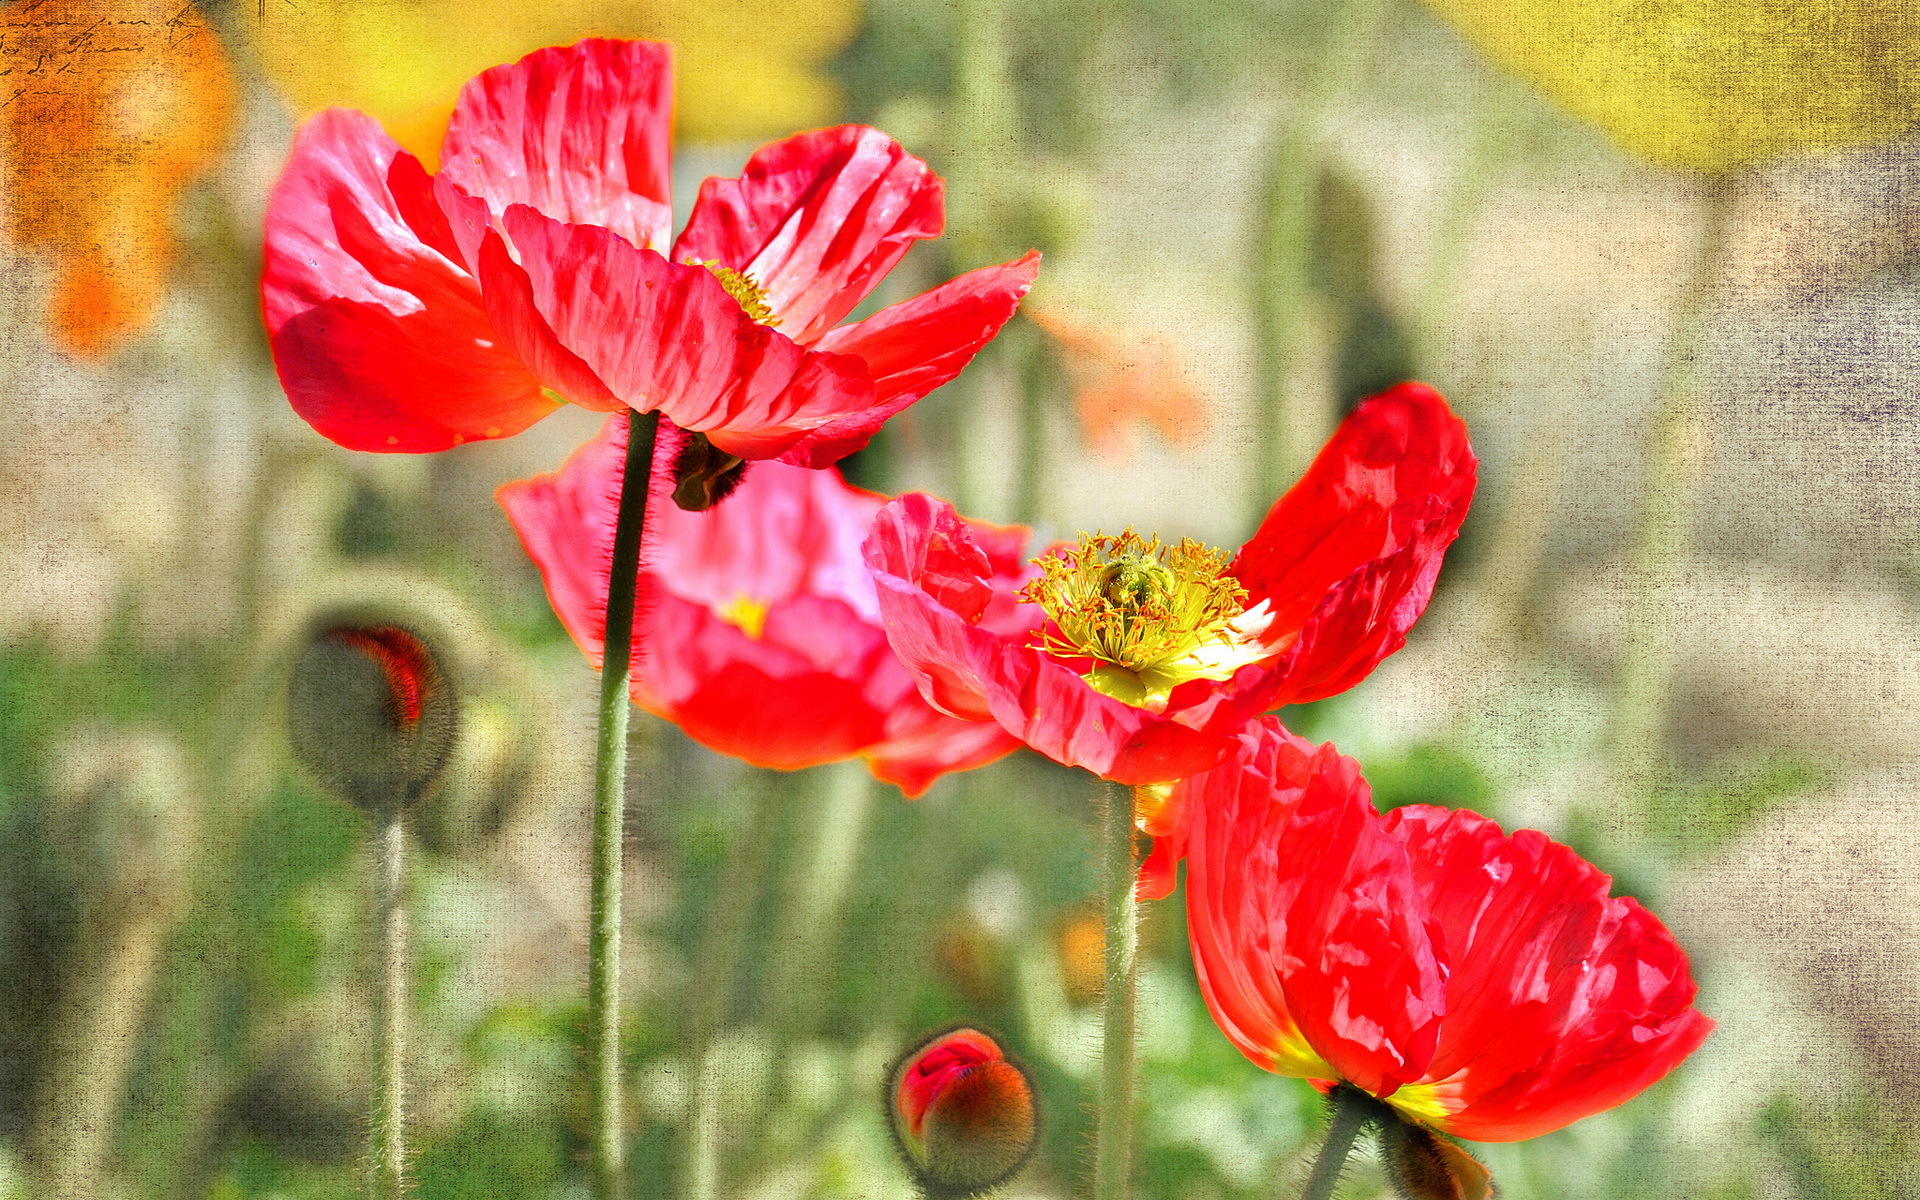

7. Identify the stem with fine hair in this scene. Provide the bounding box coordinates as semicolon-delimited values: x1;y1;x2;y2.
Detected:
369;808;408;1200
589;408;663;1200
1093;780;1141;1200
1250;0;1387;506
1298;1086;1375;1200
1608;178;1736;806
683;770;789;1200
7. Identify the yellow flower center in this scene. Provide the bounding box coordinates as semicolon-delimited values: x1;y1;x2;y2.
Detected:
1018;530;1275;709
690;259;781;326
716;594;769;639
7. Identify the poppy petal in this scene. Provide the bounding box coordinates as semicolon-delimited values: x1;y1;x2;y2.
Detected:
1232;382;1477;705
1385;806;1714;1141
501;205;880;460
441;39;674;254
1183;719;1445;1095
262;108;555;450
672;125;944;344
784;251;1042;468
473;228;622;409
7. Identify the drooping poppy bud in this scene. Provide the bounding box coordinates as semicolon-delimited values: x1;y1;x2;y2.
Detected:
671;430;752;512
1378;1116;1494;1200
287;622;458;812
888;1027;1037;1199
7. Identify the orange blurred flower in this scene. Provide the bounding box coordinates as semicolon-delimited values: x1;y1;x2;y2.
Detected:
1028;300;1207;458
1054;908;1104;1006
2;0;235;356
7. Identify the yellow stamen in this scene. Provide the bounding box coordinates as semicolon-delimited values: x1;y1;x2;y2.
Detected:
716;594;769;639
689;258;781;326
1018;530;1274;709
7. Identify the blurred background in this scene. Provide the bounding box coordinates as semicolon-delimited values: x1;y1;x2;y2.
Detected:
3;0;1919;1196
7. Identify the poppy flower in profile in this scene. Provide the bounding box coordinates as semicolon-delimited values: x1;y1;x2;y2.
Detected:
862;382;1476;796
498;414;1028;795
1181;717;1713;1149
263;37;1039;459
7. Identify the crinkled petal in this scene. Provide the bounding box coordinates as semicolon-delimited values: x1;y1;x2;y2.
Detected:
864;494;1253;784
474;228;621;409
262;108;555;450
1232;382;1477;705
1385;806;1714;1141
866;703;1021;799
272;299;558;452
672;125;944;344
503;205;880;460
1183;719;1446;1095
782;251;1041;467
441;39;674;253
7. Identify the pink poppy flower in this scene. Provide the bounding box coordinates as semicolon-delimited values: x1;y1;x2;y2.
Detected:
263;37;1038;461
499;415;1029;795
861;383;1476;802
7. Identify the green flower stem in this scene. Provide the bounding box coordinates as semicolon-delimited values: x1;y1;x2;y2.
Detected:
1251;0;1387;505
1013;320;1056;527
1093;780;1141;1200
1608;177;1736;804
1298;1086;1376;1200
684;770;789;1200
589;408;662;1200
369;808;408;1200
766;762;877;1040
1414;78;1520;368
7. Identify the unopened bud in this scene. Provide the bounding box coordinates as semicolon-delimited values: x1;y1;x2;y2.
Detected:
671;431;750;511
287;622;457;812
1378;1115;1494;1200
889;1027;1037;1199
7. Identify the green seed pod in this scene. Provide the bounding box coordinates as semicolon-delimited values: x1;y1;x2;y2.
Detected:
287;622;457;812
888;1026;1038;1200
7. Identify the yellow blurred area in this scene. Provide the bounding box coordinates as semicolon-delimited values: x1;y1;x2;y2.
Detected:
250;0;861;164
1;0;234;356
1422;0;1920;171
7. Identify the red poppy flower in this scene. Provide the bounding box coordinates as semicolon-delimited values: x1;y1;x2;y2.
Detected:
862;382;1476;793
263;37;1038;460
498;414;1028;795
1181;717;1713;1142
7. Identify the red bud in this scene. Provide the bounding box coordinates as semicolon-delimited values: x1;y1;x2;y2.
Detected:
889;1027;1037;1199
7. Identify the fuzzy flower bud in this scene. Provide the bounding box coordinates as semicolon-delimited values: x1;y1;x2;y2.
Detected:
889;1027;1037;1199
287;622;457;811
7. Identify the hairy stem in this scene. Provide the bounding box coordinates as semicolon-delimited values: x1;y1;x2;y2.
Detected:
1299;1085;1375;1200
683;770;789;1200
1251;0;1387;506
589;408;662;1200
1093;780;1140;1200
1609;178;1736;806
369;809;408;1199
